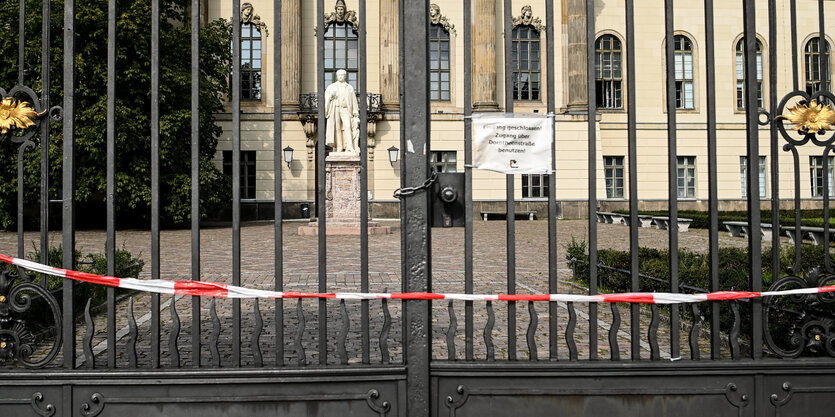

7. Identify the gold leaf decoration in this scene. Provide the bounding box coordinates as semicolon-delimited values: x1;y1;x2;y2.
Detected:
0;97;38;134
776;100;835;133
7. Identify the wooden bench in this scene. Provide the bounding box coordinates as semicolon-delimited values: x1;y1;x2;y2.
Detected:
652;216;693;232
481;211;537;221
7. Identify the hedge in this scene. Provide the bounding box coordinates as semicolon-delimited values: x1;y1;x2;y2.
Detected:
611;209;835;230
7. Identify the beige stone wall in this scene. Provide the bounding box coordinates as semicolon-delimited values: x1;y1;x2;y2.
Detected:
210;0;835;213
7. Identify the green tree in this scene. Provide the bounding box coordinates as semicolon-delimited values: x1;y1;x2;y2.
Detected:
0;0;231;229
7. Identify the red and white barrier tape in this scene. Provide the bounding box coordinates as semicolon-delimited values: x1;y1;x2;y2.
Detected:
3;253;835;304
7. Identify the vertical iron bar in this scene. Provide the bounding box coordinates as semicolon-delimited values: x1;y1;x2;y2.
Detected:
625;0;640;360
62;0;76;369
742;0;763;360
191;0;202;368
546;0;558;362
819;0;827;95
106;0;117;369
790;0;798;90
703;0;721;359
820;0;831;272
359;0;370;365
663;0;680;359
39;0;51;288
232;0;242;367
502;0;516;362
586;0;598;361
316;0;328;366
151;0;161;368
16;0;25;260
768;0;781;327
18;0;24;85
463;0;474;362
402;1;431;413
274;0;284;367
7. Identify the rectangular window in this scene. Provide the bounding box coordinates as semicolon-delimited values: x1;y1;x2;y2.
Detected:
223;150;257;200
430;24;451;101
676;156;697;198
430;150;457;173
604;156;624;198
740;156;767;198
810;155;835;198
522;174;549;199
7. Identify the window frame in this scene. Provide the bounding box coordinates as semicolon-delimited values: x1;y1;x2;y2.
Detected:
735;37;765;110
604;155;625;199
676;156;697;199
240;22;263;101
430;150;458;173
511;25;542;102
595;34;624;110
429;23;452;102
223;150;257;200
324;21;359;89
810;155;835;198
522;174;549;199
740;155;767;199
672;35;695;110
804;35;832;95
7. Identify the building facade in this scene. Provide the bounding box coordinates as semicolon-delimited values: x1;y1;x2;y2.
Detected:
206;0;834;219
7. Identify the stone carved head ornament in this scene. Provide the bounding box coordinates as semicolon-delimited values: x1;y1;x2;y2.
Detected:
429;3;456;36
238;2;268;36
511;5;545;33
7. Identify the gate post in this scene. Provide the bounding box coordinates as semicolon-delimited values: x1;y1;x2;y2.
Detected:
400;1;431;416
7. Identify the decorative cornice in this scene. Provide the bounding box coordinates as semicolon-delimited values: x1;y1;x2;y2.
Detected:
511;5;545;33
240;2;268;36
430;4;456;36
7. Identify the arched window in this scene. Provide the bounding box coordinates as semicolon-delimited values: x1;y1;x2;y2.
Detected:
805;37;831;94
511;25;541;101
430;23;451;101
595;34;623;109
324;22;358;88
735;38;764;109
674;35;694;109
241;23;262;100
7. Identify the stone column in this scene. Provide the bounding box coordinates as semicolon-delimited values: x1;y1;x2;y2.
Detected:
379;0;400;111
281;0;301;110
472;0;499;111
566;0;588;112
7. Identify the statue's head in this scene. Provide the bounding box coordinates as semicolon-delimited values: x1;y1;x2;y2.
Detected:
241;2;253;18
430;4;440;18
335;0;346;19
336;69;348;82
521;5;533;23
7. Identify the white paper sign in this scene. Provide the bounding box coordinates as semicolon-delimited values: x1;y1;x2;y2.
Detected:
473;114;553;174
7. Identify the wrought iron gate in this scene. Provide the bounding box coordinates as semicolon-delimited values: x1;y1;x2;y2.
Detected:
2;0;835;416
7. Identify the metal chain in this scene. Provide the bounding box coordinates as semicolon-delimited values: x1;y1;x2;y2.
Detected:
393;169;438;199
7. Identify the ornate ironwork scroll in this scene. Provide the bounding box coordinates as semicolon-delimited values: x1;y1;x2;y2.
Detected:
764;268;835;358
0;269;62;368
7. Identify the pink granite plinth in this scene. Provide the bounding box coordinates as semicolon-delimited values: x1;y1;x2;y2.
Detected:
297;152;392;235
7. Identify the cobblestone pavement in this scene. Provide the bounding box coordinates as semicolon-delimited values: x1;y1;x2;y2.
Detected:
1;220;757;367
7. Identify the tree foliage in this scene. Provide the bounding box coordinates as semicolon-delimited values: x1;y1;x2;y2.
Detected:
0;0;231;229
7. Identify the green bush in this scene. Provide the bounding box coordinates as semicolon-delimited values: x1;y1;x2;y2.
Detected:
612;209;835;230
564;239;834;337
26;244;144;311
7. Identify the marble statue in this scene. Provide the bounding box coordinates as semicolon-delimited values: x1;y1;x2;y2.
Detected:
325;69;360;153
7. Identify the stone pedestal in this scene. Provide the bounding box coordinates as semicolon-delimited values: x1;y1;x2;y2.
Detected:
297;153;391;235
